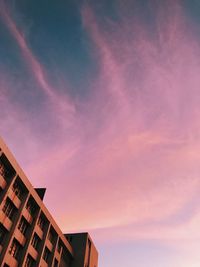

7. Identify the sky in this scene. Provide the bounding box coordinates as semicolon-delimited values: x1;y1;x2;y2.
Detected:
1;0;200;266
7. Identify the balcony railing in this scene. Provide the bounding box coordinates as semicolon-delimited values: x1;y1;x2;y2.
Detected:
28;245;38;261
22;208;33;224
14;228;26;247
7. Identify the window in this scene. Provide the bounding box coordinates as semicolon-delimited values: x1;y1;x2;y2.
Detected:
25;254;35;267
48;229;55;243
0;187;3;196
18;216;29;235
26;198;37;216
43;247;50;263
0;223;7;244
54;258;59;267
0;155;15;180
2;198;16;220
9;238;21;259
31;233;40;250
57;241;62;253
37;215;46;230
0;162;8;179
12;179;24;200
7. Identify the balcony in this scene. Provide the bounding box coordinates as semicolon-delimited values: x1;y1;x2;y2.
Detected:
54;250;61;261
46;238;53;252
22;208;33;224
14;228;26;247
4;253;18;267
0;174;6;189
35;224;44;240
0;210;12;231
40;258;48;267
28;245;38;261
7;190;21;209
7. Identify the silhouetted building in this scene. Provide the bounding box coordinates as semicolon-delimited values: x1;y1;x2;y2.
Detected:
0;137;98;267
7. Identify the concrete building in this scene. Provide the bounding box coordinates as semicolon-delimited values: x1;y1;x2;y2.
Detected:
0;137;98;267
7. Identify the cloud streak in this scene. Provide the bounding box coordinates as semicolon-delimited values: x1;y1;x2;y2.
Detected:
1;1;200;257
0;0;75;119
58;0;200;235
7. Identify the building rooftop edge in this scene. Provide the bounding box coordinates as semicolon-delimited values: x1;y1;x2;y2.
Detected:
0;136;74;256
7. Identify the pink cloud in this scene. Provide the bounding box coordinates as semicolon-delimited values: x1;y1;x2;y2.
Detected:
1;0;200;252
81;4;131;111
53;1;200;236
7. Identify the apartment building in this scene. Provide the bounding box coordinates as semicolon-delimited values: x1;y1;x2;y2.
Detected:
0;137;98;267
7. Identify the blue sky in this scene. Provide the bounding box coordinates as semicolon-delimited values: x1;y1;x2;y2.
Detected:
1;0;200;266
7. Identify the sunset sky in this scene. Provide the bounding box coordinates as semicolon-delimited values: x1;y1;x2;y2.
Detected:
1;0;200;266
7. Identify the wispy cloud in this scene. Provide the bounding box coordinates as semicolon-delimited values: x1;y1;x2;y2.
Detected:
0;0;75;120
57;0;200;236
1;0;200;251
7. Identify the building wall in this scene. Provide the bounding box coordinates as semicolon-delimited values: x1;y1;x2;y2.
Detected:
87;239;98;267
0;138;73;266
0;137;98;267
65;233;98;267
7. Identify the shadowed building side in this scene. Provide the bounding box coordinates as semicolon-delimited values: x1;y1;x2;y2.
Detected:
65;233;98;267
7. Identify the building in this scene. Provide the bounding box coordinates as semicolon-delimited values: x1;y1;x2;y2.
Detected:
0;137;98;267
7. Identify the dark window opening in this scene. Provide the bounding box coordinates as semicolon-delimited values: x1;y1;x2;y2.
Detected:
43;247;50;263
48;227;57;244
25;254;35;267
31;233;41;250
2;198;17;220
0;154;15;181
12;178;27;200
26;197;38;216
0;223;7;244
54;258;59;267
57;241;62;253
18;216;29;235
9;238;21;260
37;214;46;230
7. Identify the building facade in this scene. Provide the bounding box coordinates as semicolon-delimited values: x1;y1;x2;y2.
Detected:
0;137;98;267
